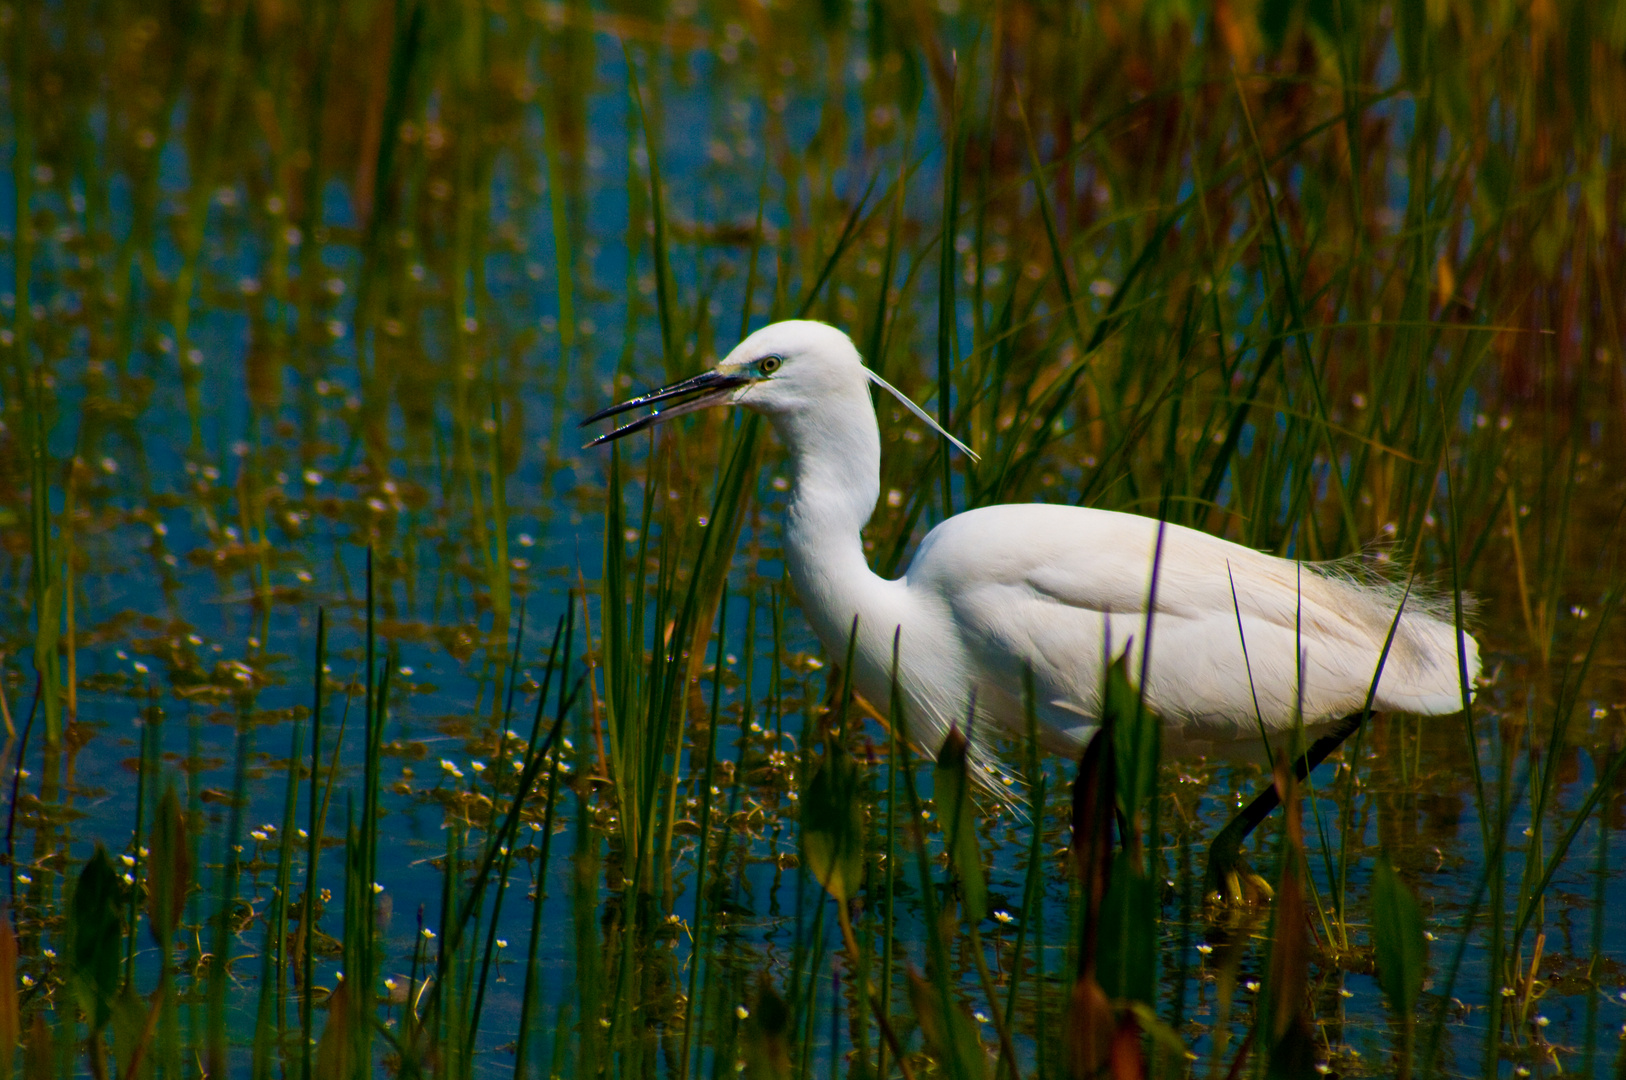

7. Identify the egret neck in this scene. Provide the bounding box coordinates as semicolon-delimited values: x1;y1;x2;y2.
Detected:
770;365;905;676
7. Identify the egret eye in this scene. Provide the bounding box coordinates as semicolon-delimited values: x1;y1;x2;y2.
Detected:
759;355;782;374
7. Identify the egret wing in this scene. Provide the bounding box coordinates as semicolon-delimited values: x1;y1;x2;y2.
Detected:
903;504;1476;751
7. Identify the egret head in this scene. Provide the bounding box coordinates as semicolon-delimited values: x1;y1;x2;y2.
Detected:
582;319;974;458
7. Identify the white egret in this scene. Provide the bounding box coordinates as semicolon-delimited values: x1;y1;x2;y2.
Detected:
584;320;1481;899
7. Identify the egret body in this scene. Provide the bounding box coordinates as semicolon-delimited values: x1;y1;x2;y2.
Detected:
585;320;1481;892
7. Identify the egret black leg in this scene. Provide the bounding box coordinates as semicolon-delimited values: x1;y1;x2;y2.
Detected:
1203;712;1367;902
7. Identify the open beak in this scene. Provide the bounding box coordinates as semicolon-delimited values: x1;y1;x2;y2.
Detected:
580;369;751;448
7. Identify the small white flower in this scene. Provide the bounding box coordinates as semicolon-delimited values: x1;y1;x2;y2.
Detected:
42;948;55;959
1195;944;1213;955
973;1011;990;1023
20;975;32;988
421;928;436;940
1244;980;1260;992
993;910;1015;925
120;854;136;867
251;830;268;842
1339;988;1353;998
496;939;507;949
372;883;384;894
470;760;486;773
1536;1015;1550;1027
735;1006;750;1020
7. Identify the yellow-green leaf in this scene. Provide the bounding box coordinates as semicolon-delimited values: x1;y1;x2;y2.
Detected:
1372;852;1427;1017
933;727;987;923
69;845;125;1033
800;736;864;904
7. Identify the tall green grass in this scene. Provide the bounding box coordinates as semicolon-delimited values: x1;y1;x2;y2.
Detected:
3;0;1625;1077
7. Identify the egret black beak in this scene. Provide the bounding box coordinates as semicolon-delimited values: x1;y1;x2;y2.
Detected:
580;369;751;448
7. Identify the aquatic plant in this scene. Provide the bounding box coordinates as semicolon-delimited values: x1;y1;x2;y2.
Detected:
1;0;1623;1076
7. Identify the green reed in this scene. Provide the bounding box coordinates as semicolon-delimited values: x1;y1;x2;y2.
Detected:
5;0;1626;1076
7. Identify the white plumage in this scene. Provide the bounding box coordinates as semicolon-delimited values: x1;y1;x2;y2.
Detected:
587;319;1481;768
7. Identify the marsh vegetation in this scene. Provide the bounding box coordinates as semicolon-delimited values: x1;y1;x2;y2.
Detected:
1;0;1624;1076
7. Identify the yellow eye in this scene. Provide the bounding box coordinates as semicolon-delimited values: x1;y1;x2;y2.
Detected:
760;355;782;374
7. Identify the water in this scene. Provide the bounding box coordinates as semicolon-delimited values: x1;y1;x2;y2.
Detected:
4;2;1626;1077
